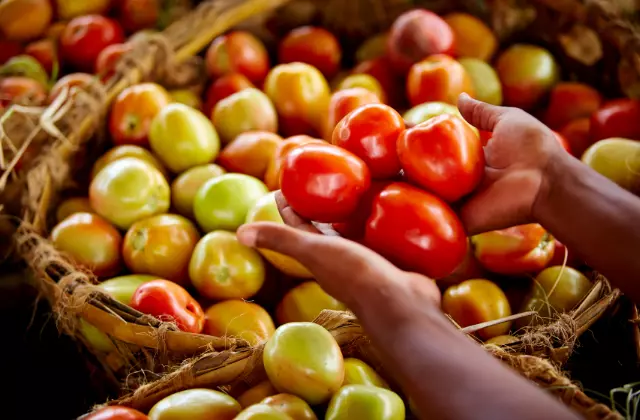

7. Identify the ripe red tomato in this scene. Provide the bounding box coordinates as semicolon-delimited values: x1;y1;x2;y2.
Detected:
203;72;254;117
0;40;22;65
109;83;171;147
280;143;371;223
471;224;555;275
397;114;484;202
548;239;582;268
364;182;467;278
352;57;403;107
60;15;125;72
332;104;404;179
590;99;640;141
205;31;270;84
279;26;342;78
96;43;133;80
332;180;391;240
25;38;57;75
130;279;205;333
118;0;159;33
84;406;148;420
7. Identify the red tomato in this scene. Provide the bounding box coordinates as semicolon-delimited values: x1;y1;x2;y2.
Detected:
548;239;582;268
203;72;254;117
590;99;640;141
364;182;467;279
397;114;484;202
118;0;159;33
552;131;571;154
84;406;148;420
60;15;125;72
205;31;269;84
25;38;57;75
109;83;171;147
0;40;23;65
280;143;371;223
332;180;391;240
130;279;205;333
96;43;134;80
332;104;404;179
352;57;403;107
279;26;342;78
324;88;381;140
471;224;555;275
559;117;592;158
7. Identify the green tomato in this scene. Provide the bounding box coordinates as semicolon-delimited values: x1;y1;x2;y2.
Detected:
99;274;157;304
194;173;268;232
326;385;405;420
235;404;293;420
403;102;479;136
459;58;503;106
149;103;220;173
343;358;389;389
171;164;226;219
213;88;278;144
263;322;344;405
581;138;640;192
78;319;115;353
89;157;170;230
148;389;241;420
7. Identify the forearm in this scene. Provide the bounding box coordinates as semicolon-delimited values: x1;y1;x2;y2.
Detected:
350;280;578;420
536;153;640;301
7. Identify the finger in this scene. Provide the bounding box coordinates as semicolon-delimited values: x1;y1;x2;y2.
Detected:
274;190;318;233
457;93;510;132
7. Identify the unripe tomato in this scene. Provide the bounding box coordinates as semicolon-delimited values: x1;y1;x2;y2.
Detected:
90;145;169;180
51;213;122;278
238;381;278;408
332;104;404;179
131;279;204;333
326;385;405;420
123;214;200;286
281;143;371;223
170;164;226;219
279;26;342;78
397;114;484;202
203;72;254;117
84;406;148;420
276;281;347;324
109;83;171;147
235;404;291;420
364;182;467;279
204;300;275;346
205;31;270;84
148;389;241;420
56;197;93;223
261;394;317;420
343;358;389;389
60;15;125;72
442;279;512;340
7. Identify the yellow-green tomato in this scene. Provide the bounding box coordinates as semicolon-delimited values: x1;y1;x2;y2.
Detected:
194;173;268;232
263;322;344;405
213;87;278;144
90;145;169;180
149;103;220;173
276;282;347;324
99;274;157;304
189;231;266;300
403;101;479;136
235;404;293;420
171;164;226;219
89;157;170;230
148;389;241;420
238;381;278;408
343;358;389;389
261;394;317;420
459;58;503;106
326;385;405;420
246;192;312;278
78;319;115;353
581;138;640;193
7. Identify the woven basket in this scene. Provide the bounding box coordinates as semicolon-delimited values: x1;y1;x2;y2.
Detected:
1;0;639;418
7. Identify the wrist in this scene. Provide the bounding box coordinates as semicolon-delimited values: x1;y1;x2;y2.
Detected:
532;150;573;224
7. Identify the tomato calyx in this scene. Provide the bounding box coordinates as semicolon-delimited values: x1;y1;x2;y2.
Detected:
123;113;142;136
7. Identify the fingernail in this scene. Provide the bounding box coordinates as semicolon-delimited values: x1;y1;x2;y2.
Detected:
237;225;258;247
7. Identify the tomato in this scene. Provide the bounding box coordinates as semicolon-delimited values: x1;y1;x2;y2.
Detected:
263;135;325;191
332;104;404;179
203;73;254;118
0;77;46;107
131;279;204;333
261;394;317;420
204;300;275;346
171;164;226;219
84;406;148;420
324;88;381;140
60;15;125;72
398;114;484;202
96;43;134;80
331;180;391;241
590;99;640;141
471;224;556;275
148;389;241;420
91;145;168;180
109;83;171;147
25;38;57;75
437;240;486;286
170;89;203;110
406;54;475;106
279;26;342;78
235;405;291;419
49;73;95;104
559;117;592;158
442;279;512;340
218;131;282;180
56;197;93;223
342;358;389;389
337;74;387;104
276;281;347;324
0;40;23;65
543;82;601;129
0;0;52;42
189;230;266;300
205;31;270;84
99;274;157;305
238;381;278;408
552;131;571;154
364;182;467;279
326;385;405;420
281;143;371;223
118;0;159;33
212;88;278;144
352;57;403;107
123;214;200;286
51;213;122;278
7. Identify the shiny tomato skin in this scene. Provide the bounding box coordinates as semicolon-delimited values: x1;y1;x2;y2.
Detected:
204;72;254;117
332;104;404;179
60;15;125;72
264;135;325;191
364;182;467;278
324;87;381;140
130;279;204;333
84;406;148;420
332;180;392;240
281;143;371;223
279;26;342;78
122;214;200;286
397;114;484;203
109;83;171;147
25;38;57;75
590;99;640;141
205;31;269;84
96;43;133;80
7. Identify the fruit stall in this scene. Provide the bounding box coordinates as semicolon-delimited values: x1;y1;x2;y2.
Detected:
1;0;639;418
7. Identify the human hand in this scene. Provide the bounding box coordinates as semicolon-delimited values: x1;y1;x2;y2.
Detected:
236;192;441;310
457;93;567;235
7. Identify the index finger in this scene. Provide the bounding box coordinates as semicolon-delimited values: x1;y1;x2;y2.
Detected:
275;190;320;233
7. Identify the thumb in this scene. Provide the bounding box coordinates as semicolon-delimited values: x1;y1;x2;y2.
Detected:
457;93;509;132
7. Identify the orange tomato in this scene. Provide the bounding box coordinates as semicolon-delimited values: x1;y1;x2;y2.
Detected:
442;279;512;340
204;300;275;346
406;55;475;106
337;74;386;104
56;197;93;223
279;26;342;78
217;131;283;179
51;212;122;277
122;214;200;286
237;381;278;408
